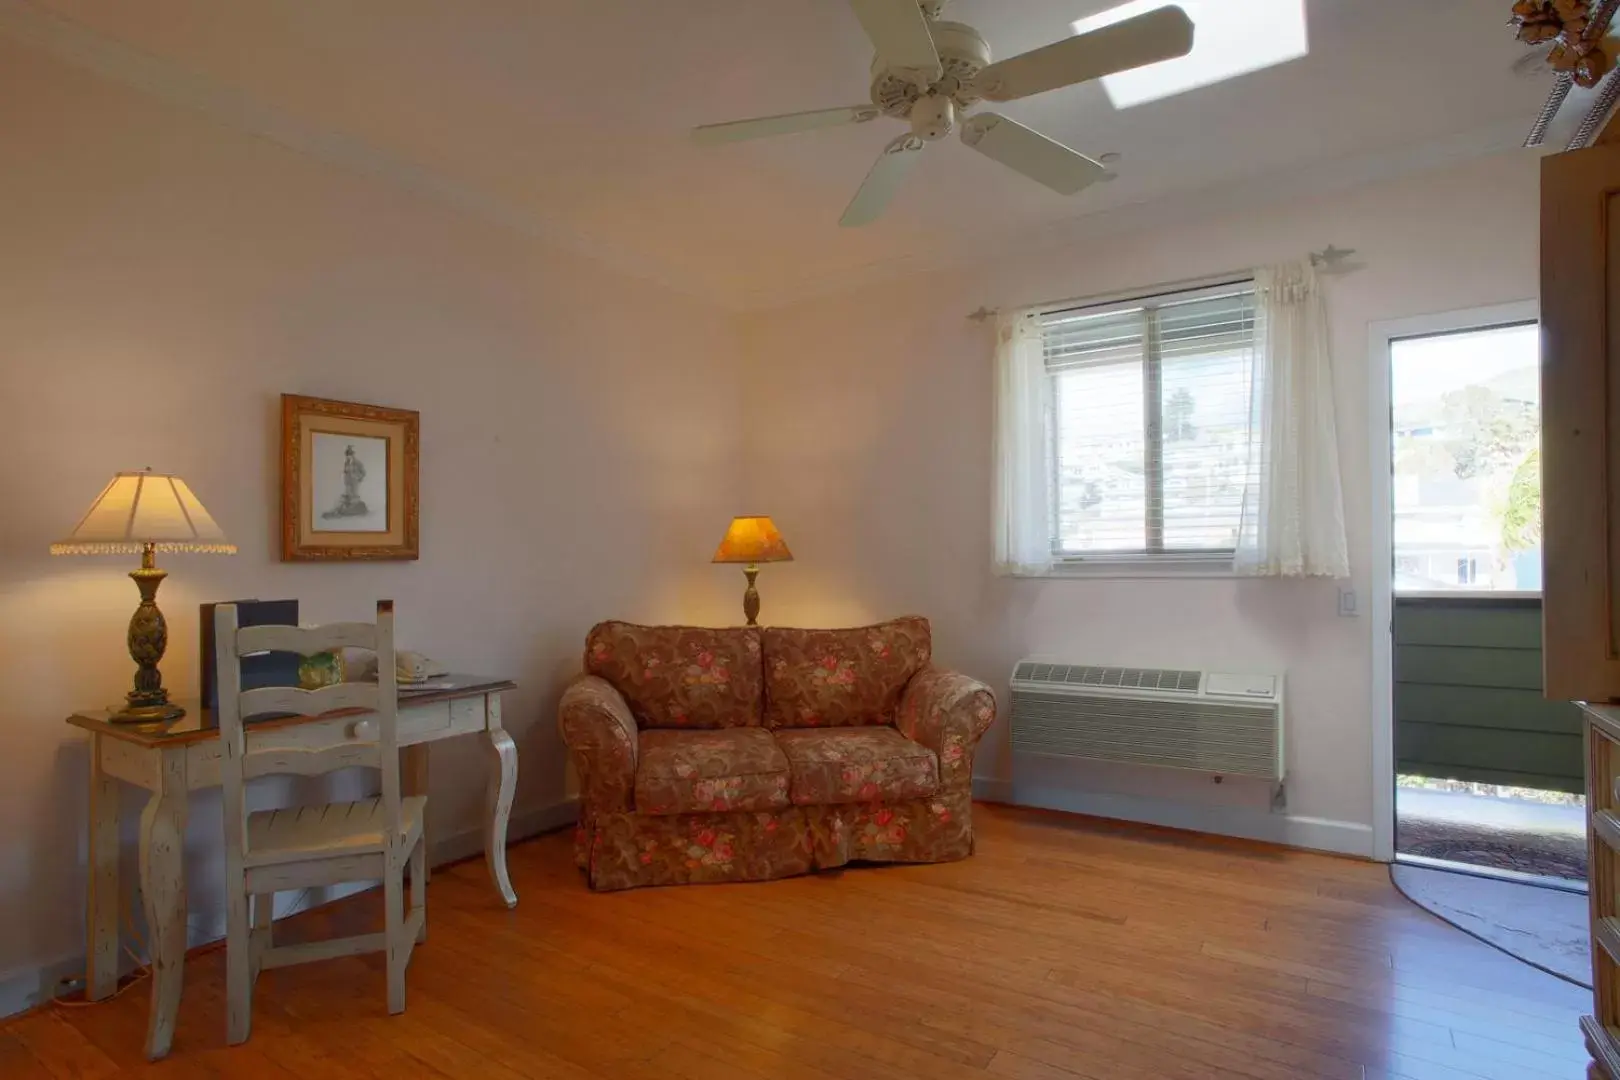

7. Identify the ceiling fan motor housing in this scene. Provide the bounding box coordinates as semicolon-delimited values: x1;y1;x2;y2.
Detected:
910;93;955;139
870;20;992;120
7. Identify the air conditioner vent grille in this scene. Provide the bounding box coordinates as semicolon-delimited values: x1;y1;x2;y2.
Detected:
1012;662;1202;694
1011;692;1278;778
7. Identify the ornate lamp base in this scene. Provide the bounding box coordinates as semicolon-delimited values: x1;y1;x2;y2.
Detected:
109;543;187;724
741;564;762;627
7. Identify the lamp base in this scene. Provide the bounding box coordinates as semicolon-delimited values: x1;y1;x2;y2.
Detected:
113;543;185;724
108;701;187;724
741;565;761;627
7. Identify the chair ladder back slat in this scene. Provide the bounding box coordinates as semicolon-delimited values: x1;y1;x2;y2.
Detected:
236;621;377;658
238;682;378;719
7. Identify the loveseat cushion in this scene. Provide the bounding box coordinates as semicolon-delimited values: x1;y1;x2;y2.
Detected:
634;729;790;815
762;617;932;728
774;727;939;805
586;621;763;729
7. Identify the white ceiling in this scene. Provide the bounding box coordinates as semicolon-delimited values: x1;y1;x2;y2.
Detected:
14;0;1552;307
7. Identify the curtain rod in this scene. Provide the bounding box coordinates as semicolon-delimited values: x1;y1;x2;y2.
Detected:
965;245;1361;322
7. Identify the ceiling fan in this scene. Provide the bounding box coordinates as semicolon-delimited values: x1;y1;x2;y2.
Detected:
692;0;1195;227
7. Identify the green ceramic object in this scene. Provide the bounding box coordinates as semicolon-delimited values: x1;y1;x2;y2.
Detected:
299;650;345;689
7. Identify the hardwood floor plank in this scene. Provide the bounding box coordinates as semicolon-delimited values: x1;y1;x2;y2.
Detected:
1452;1026;1595;1069
9;1011;122;1079
1307;976;1584;1049
0;1026;58;1080
987;1045;1116;1080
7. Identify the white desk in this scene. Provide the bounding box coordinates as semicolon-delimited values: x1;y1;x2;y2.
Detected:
67;677;518;1060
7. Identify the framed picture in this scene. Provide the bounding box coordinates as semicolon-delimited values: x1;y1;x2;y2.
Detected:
281;394;419;561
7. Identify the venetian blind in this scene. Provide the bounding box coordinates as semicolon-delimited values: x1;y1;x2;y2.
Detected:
1040;283;1258;558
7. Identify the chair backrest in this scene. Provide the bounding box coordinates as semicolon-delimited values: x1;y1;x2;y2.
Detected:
213;600;399;862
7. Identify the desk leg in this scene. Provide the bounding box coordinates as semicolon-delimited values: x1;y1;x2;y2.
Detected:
402;744;430;883
86;733;120;1001
483;702;518;908
139;749;188;1061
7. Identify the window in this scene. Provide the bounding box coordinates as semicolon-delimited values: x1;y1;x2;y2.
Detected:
1390;321;1541;594
1041;281;1257;563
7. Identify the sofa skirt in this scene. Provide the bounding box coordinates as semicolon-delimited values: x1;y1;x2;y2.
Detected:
574;789;976;891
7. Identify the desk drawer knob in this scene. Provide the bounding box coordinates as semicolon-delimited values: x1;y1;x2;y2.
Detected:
348;719;378;741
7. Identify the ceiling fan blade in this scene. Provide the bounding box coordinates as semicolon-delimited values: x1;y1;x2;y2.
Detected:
848;0;942;80
841;134;927;227
692;105;882;145
973;5;1195;102
960;113;1105;196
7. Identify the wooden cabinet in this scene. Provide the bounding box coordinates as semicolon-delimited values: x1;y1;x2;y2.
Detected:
1543;140;1620;1079
1543;143;1620;702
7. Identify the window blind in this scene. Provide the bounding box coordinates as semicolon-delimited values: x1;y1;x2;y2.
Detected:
1040;282;1258;559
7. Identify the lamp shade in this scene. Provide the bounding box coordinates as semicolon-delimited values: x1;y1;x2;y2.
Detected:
51;470;236;555
711;516;793;564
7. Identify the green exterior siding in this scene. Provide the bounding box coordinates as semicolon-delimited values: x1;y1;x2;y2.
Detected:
1392;596;1582;793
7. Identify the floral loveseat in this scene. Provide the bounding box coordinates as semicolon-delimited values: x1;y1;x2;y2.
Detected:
557;616;996;891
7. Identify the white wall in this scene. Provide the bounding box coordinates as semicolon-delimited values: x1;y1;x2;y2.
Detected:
0;40;745;1005
740;150;1542;853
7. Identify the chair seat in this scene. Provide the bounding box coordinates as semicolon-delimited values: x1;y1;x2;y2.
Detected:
245;795;426;867
634;729;790;815
775;726;939;805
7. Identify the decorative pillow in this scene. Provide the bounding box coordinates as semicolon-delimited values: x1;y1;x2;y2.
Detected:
762;616;932;728
584;622;763;729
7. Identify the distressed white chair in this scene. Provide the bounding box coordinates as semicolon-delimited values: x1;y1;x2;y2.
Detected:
213;599;426;1045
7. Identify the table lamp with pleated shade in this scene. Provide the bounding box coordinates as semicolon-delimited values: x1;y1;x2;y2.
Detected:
711;515;792;627
52;469;236;722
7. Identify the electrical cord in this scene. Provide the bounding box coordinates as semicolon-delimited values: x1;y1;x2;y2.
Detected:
50;897;154;1008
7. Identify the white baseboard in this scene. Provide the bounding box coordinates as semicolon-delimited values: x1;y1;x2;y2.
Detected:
0;797;579;1020
972;778;1373;859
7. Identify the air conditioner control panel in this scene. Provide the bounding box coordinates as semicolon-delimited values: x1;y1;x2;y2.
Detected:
1204;673;1278;699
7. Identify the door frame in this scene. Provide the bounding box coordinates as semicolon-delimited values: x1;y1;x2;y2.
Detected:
1367;298;1540;863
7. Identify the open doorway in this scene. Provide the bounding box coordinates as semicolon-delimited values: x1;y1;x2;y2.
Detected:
1385;317;1582;887
1371;304;1587;983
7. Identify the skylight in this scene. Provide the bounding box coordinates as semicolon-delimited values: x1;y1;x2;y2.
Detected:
1071;0;1309;108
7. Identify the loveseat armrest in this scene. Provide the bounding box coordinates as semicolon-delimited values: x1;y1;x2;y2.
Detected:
558;675;639;814
896;668;997;793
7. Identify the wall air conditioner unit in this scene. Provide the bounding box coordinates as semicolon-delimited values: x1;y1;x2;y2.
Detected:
1009;661;1285;785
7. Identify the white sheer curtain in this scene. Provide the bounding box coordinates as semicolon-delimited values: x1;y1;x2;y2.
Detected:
1234;262;1350;577
992;310;1054;575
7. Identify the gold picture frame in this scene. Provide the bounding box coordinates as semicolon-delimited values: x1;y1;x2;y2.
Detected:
280;394;419;561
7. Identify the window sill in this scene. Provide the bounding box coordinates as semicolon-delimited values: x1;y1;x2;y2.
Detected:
1018;555;1239;580
1395;590;1542;602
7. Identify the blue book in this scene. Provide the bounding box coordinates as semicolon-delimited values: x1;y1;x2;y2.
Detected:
200;599;300;713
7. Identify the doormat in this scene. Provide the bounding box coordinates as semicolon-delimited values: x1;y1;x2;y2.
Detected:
1397;817;1586;881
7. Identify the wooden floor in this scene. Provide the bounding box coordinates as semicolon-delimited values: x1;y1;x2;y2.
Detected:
2;803;1597;1079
